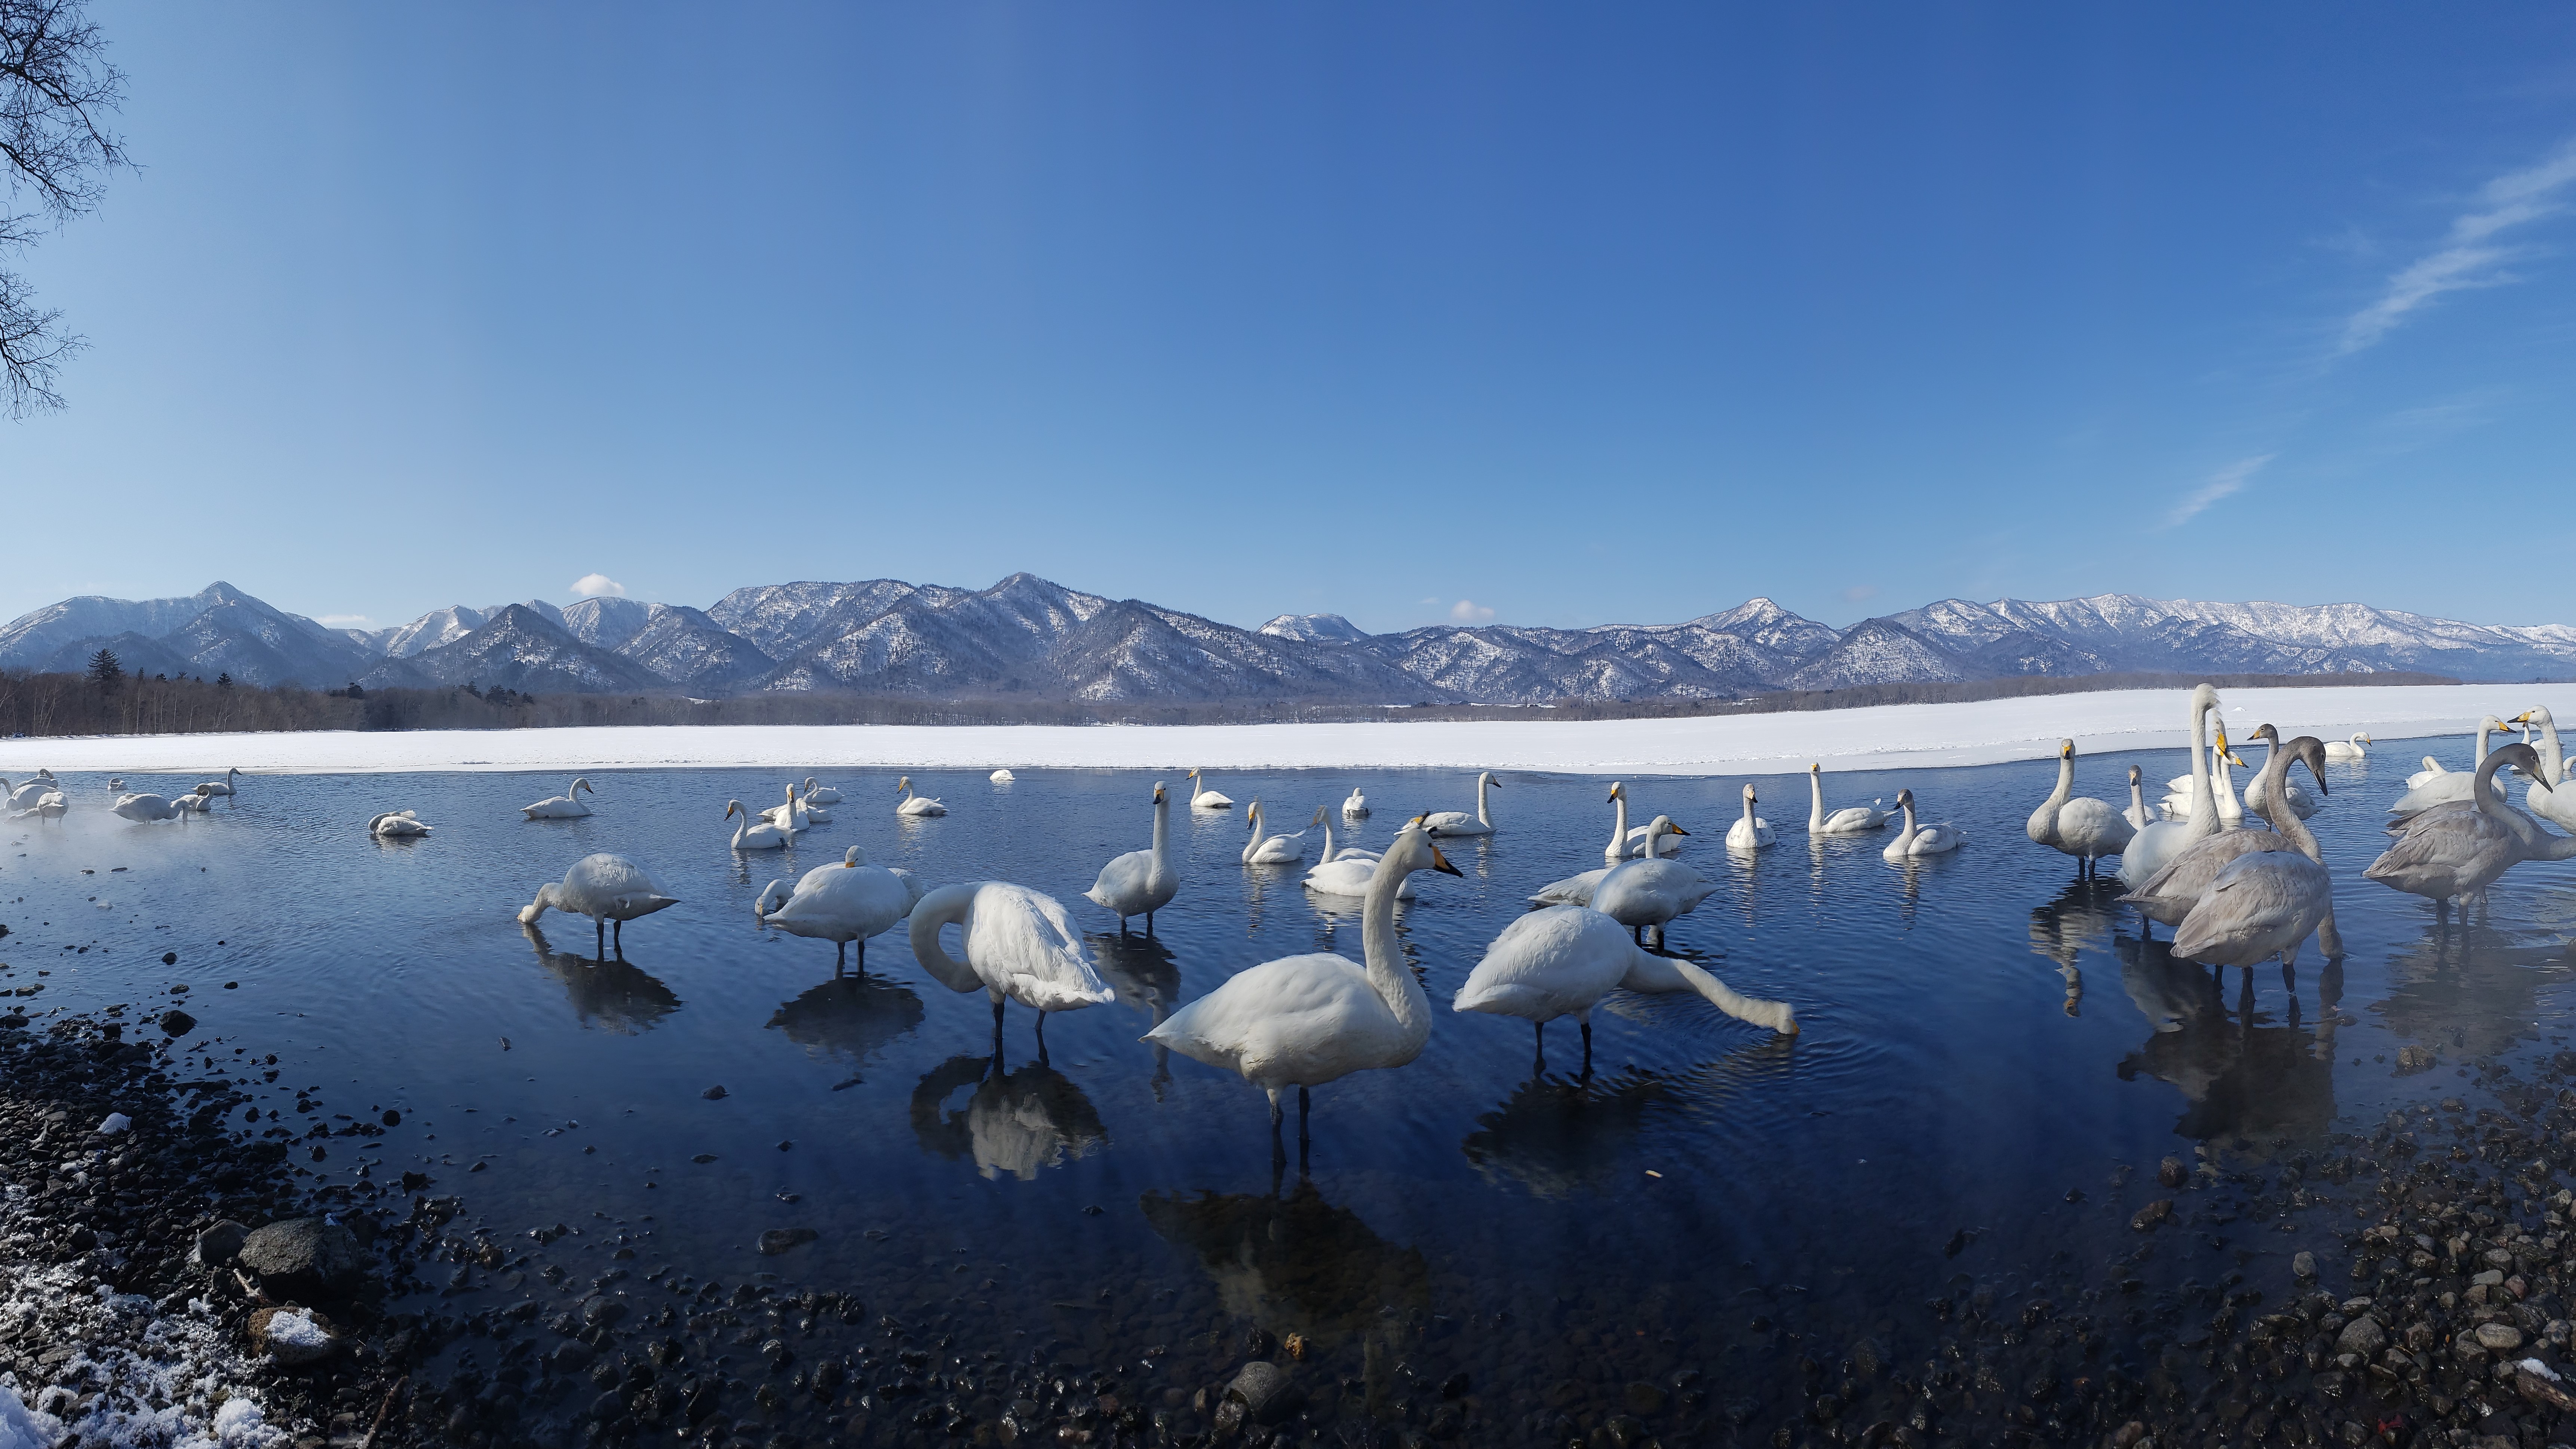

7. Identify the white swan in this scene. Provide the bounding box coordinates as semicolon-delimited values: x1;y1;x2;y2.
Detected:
1145;820;1458;1139
1592;816;1714;943
1724;783;1775;853
762;783;823;829
1086;780;1180;929
989;769;1016;783
173;788;213;814
1531;783;1632;905
2367;743;2576;912
1806;763;1888;835
2122;726;2327;932
195;766;241;798
2322;733;2371;762
1187;768;1234;810
1303;814;1410;898
758;844;923;973
521;777;596;820
1421;771;1501;837
2171;733;2337;970
907;881;1115;1048
368;810;432;838
516;853;680;956
2509;707;2576;832
105;777;122;789
2238;731;2318;819
1341;788;1369;819
2123;687;2226;891
2161;736;2246;826
111;792;188;823
1;777;60;814
1241;801;1313;865
2122;766;2155;830
894;775;947;817
2028;740;2137;877
2406;755;2447;791
725;798;797;851
801;777;844;805
2386;717;2515;820
1880;789;1963;860
1454;905;1794;1070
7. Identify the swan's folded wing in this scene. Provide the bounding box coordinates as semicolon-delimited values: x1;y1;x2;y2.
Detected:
978;886;1114;1009
1149;954;1371;1074
2171;855;2327;957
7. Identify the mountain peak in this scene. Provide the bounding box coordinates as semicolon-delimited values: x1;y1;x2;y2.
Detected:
1259;613;1369;644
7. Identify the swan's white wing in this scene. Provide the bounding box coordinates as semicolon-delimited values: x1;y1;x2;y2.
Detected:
1527;868;1607;906
970;885;1112;1009
1147;954;1385;1083
1454;908;1633;1019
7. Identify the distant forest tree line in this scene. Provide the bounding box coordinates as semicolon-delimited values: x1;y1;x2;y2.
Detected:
0;659;2479;740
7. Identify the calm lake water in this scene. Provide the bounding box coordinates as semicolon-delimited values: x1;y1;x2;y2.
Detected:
5;745;2575;1444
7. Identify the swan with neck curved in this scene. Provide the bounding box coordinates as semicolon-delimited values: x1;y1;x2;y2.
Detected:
521;777;596;820
2388;717;2516;819
2509;708;2576;831
517;853;679;958
758;843;922;973
1187;768;1233;810
1241;800;1313;865
1807;763;1888;835
2121;687;2226;890
110;792;187;823
2367;743;2576;913
1422;771;1500;837
2028;739;2135;877
1454;904;1795;1072
1146;820;1458;1141
894;776;947;817
908;880;1114;1049
800;777;844;805
2322;733;2371;762
2238;731;2318;819
368;810;431;838
1880;789;1962;859
1085;780;1180;930
196;766;241;798
725;799;796;851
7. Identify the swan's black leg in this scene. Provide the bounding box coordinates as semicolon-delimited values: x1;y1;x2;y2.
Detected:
991;997;1006;1054
1533;1020;1546;1075
2281;962;2296;995
595;918;606;960
1298;1086;1311;1145
1035;1010;1049;1054
1633;925;1643;945
855;937;865;973
1146;911;1156;934
834;940;846;978
1581;1019;1594;1075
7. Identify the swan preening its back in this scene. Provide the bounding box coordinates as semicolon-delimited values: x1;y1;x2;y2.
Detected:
1146;821;1458;1140
369;810;431;838
518;853;679;958
910;881;1114;1047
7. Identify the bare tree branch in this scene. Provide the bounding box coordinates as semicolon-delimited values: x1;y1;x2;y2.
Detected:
0;0;125;418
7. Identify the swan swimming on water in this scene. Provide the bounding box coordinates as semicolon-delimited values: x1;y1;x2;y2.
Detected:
1422;771;1501;838
895;776;947;817
1187;769;1233;810
521;777;596;820
1341;788;1369;819
1530;784;1633;905
1146;819;1458;1143
1456;905;1792;1071
517;853;679;957
1807;763;1888;835
2386;717;2517;821
801;777;844;805
758;844;923;974
197;767;241;798
368;810;431;838
1881;789;1962;860
111;792;187;823
2322;733;2371;762
1724;783;1775;853
726;799;797;851
1241;801;1314;865
1086;780;1180;930
1304;813;1410;898
989;770;1016;783
908;881;1115;1049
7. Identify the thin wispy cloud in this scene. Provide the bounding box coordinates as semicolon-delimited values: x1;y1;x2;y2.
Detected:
317;613;373;627
2339;138;2576;354
2164;454;2273;528
570;574;626;598
1449;599;1496;623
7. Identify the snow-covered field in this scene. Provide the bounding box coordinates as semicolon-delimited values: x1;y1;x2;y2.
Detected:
6;683;2571;778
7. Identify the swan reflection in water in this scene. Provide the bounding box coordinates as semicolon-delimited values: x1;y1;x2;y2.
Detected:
1461;1035;1797;1198
2029;878;2128;1018
767;974;926;1090
909;1053;1108;1181
2374;926;2573;1063
524;923;682;1034
1140;1167;1429;1348
2115;936;2336;1154
1087;931;1182;1094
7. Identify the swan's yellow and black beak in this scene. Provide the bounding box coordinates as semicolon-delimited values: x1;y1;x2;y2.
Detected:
1152;785;1165;804
1429;844;1462;877
1667;824;1691;836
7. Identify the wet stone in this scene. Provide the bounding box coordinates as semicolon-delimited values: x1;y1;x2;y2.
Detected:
2293;1251;2316;1280
2398;1046;2438;1074
2336;1317;2387;1358
1622;1381;1666;1414
193;1218;248;1266
581;1295;628;1328
2156;1156;2187;1188
158;1009;196;1036
2130;1200;2174;1232
757;1228;817;1256
2476;1323;2524;1351
237;1215;365;1298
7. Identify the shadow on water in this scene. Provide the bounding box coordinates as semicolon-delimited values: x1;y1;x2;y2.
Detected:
1139;1169;1429;1344
1089;930;1182;1092
522;923;681;1034
908;1052;1109;1181
2373;922;2576;1062
764;972;926;1088
2115;936;2337;1155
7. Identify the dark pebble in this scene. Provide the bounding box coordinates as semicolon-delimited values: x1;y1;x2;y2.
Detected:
701;1085;728;1100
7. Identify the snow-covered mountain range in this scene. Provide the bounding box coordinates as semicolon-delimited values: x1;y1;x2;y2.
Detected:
5;577;2572;703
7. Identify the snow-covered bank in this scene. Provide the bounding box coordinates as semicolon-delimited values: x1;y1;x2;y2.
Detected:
6;682;2573;778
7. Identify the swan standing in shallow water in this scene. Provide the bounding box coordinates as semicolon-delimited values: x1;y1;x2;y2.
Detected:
2367;744;2576;915
197;767;241;798
801;777;844;805
1341;788;1369;819
908;881;1114;1049
2122;687;2228;893
1881;789;1963;860
521;777;596;820
1591;817;1714;943
2508;708;2576;831
1422;771;1501;837
517;854;679;958
1241;801;1315;865
1086;781;1180;930
758;844;923;973
894;776;947;817
2122;766;2155;830
1187;769;1233;810
1454;905;1795;1071
1146;820;1458;1142
2125;728;2335;951
3;776;59;814
111;792;188;823
368;810;431;838
2323;733;2371;762
1725;784;1775;852
2167;731;2337;970
725;799;796;851
1807;763;1888;835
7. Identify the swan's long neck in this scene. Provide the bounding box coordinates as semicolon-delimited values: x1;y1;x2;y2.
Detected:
2476;721;2494;767
2213;747;2241;825
1318;816;1335;864
905;884;988;994
1244;803;1268;856
2130;775;2146;817
2533;712;2565;787
1606;790;1629;864
2259;744;2322;863
1476;773;1492;827
1741;790;1757;828
1809;771;1825;831
2184;698;2217;841
731;809;748;848
1150;791;1170;874
1360;850;1431;1047
1898;799;1918;846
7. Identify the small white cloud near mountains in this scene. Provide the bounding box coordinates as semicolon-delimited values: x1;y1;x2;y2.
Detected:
571;574;627;598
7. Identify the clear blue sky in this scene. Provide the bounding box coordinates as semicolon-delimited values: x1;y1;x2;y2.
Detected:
7;4;2575;636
